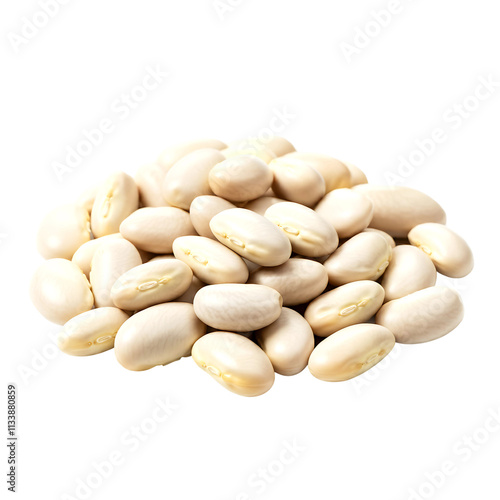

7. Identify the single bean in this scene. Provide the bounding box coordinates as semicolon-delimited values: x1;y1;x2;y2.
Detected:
248;257;328;306
376;286;464;344
269;157;326;207
210;208;292;266
353;185;446;238
111;259;193;310
173;235;248;284
208;156;273;202
30;258;94;325
308;323;396;381
264;201;338;257
193;283;282;331
315;188;373;239
115;303;206;371
305;280;385;337
120;207;195;254
408;223;474;278
256;308;314;376
37;204;91;260
58;307;129;356
324;232;392;285
91;172;139;237
163;149;226;209
192;332;275;397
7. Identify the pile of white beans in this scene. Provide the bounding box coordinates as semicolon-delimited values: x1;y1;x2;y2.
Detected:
30;136;473;397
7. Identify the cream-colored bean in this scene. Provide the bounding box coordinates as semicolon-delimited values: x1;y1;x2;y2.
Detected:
264;202;338;257
110;259;193;311
163;149;226;210
173;236;248;284
36;204;91;260
308;324;396;381
193;284;282;331
157;138;227;171
91;172;139;237
209;208;292;266
134;163;170;207
221;142;276;164
248;258;328;306
315;188;374;239
362;228;396;248
90;239;142;308
376;286;464;344
343;161;368;186
189;196;236;239
208;156;273;202
192;332;275;397
381;245;437;301
120;207;195;254
269;156;325;207
324;232;392;286
353;185;446;238
58;307;129;356
76;185;98;213
115;303;206;371
147;254;205;303
284;152;351;193
72;234;123;277
256;308;314;376
244;196;285;216
408;223;474;278
30;259;94;325
305;281;385;337
258;136;296;157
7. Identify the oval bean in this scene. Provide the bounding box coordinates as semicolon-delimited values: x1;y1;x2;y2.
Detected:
58;307;129;356
315;188;373;239
408;223;474;278
37;204;91;260
248;257;328;306
256;308;314;376
308;324;396;381
120;207;195;254
209;208;292;266
30;259;94;325
376;286;464;344
91;172;139;237
163;149;226;209
115;303;206;371
353;185;446;238
264;201;338;257
193;284;282;331
192;332;275;397
269;157;325;207
111;259;193;310
324;232;392;286
305;281;385;337
173;235;248;284
208;156;273;202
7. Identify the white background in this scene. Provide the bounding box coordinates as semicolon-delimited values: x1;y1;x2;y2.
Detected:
1;1;499;499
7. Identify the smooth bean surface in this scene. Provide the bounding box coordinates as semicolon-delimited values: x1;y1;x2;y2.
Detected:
193;283;282;331
192;332;275;397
